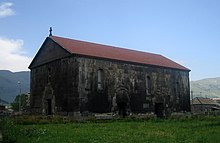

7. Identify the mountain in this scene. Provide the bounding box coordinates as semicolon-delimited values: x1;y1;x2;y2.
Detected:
190;77;220;98
0;70;30;103
0;98;9;105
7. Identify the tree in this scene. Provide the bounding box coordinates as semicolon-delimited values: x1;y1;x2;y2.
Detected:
11;94;28;111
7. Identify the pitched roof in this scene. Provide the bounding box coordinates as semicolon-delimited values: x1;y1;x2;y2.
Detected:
49;36;190;71
192;97;220;106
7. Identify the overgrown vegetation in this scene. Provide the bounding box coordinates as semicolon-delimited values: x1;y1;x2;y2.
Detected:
11;94;29;111
1;116;220;143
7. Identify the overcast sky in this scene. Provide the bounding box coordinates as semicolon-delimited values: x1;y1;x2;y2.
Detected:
0;0;220;81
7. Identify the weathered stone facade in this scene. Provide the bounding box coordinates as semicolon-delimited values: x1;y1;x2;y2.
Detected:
29;36;190;118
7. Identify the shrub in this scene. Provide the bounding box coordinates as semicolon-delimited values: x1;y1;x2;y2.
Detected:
0;118;17;143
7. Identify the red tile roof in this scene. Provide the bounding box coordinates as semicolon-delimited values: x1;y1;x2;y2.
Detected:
192;97;220;106
50;36;190;71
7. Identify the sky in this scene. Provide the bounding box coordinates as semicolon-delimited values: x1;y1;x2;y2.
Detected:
0;0;220;81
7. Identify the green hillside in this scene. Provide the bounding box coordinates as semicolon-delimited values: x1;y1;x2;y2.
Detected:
190;77;220;98
0;70;30;103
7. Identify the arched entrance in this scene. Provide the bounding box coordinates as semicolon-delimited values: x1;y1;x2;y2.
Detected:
114;87;130;118
42;83;55;115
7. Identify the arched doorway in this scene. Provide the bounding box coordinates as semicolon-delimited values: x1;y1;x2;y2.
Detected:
42;83;55;115
114;87;130;118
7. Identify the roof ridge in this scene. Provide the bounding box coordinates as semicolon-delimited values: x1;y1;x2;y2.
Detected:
49;35;161;56
49;35;190;71
49;36;72;54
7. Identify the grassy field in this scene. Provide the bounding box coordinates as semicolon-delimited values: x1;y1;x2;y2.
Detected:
1;116;220;143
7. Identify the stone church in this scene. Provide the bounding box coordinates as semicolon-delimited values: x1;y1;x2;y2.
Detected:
29;34;190;118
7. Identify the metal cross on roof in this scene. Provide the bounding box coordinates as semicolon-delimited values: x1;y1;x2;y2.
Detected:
49;27;52;36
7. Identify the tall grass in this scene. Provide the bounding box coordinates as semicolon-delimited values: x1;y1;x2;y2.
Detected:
1;116;220;143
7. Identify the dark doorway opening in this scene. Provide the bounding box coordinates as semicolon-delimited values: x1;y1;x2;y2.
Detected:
47;99;52;115
155;103;164;118
117;102;126;118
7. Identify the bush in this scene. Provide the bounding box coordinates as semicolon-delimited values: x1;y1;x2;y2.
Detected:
0;118;18;143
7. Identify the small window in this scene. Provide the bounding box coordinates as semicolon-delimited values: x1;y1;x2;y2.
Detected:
176;82;180;95
48;68;51;83
176;82;180;103
97;69;104;90
146;76;151;95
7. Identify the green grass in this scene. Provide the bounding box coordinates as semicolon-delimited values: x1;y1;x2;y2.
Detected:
1;116;220;143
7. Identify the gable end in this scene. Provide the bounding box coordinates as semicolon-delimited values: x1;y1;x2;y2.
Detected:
29;37;71;69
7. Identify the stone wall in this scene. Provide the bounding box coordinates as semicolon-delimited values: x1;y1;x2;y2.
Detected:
30;56;79;115
76;56;190;117
30;54;190;117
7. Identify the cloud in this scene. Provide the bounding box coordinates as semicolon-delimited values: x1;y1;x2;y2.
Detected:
0;2;15;18
0;37;31;71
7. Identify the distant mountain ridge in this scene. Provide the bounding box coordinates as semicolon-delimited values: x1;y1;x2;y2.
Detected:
190;77;220;98
0;70;30;103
